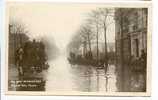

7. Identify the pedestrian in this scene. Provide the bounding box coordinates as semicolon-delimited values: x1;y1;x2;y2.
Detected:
16;45;24;76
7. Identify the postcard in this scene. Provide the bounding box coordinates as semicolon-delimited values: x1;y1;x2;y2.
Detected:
5;1;152;96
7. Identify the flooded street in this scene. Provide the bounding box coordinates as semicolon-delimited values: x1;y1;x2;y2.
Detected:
45;55;117;92
8;4;148;94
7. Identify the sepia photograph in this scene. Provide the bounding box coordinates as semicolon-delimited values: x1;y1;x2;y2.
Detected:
6;2;151;96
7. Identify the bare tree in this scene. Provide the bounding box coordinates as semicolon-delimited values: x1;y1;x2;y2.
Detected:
97;8;114;68
114;8;138;91
87;10;102;62
79;24;95;59
10;20;28;35
68;8;114;62
9;20;29;46
115;8;125;91
87;8;114;67
9;20;29;64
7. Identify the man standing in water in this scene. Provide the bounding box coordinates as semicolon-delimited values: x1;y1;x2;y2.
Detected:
16;45;24;76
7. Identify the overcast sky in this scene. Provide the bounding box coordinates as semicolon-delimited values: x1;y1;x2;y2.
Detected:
9;3;115;51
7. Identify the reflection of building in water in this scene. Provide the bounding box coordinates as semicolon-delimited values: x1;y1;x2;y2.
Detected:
115;8;147;92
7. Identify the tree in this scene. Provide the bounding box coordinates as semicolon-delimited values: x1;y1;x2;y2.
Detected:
114;8;132;91
116;8;124;91
79;24;95;59
9;20;29;64
97;8;114;67
88;8;114;67
9;20;29;47
87;10;102;63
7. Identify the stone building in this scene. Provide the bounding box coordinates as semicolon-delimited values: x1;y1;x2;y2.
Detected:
115;8;147;92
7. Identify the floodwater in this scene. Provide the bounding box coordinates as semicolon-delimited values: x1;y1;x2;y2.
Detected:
45;55;117;92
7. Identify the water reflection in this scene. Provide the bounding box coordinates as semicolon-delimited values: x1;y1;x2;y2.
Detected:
45;55;76;91
45;55;117;92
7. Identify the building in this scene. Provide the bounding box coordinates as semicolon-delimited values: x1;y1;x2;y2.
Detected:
115;8;147;92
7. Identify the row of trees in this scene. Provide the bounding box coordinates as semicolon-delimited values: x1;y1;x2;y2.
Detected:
9;20;29;44
68;8;114;66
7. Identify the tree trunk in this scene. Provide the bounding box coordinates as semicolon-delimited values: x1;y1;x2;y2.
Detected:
96;25;99;62
87;33;92;56
83;40;87;57
119;9;125;91
103;22;108;68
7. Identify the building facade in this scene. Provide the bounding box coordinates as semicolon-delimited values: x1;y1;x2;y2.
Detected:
115;8;147;92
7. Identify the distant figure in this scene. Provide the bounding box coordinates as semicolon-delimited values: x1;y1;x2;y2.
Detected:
16;45;24;76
